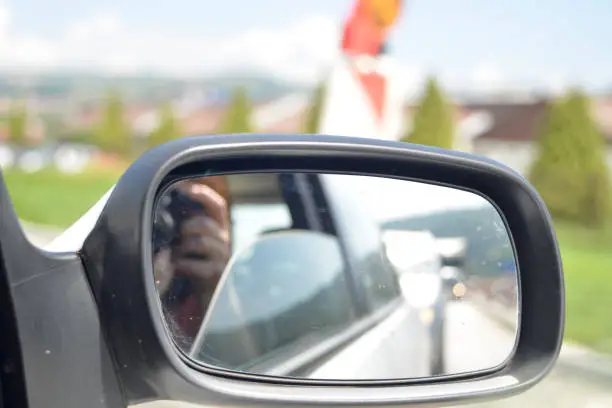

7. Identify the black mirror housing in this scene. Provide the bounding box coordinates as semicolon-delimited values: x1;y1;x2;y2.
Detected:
50;134;563;407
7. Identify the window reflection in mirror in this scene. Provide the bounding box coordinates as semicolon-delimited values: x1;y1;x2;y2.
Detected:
151;172;519;381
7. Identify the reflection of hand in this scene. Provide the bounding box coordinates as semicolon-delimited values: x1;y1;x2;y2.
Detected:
153;247;174;295
172;182;231;301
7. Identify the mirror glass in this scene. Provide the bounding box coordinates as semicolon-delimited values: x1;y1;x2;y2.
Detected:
152;172;518;380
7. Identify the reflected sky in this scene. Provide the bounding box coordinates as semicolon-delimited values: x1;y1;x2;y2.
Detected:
322;174;489;223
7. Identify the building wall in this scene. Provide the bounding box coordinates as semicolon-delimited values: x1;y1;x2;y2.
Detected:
472;140;535;175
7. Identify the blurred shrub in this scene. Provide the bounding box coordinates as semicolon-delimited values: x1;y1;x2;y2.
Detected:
93;90;133;158
529;90;610;227
148;103;182;149
303;81;326;133
57;128;94;144
218;86;252;133
402;77;455;149
8;100;28;146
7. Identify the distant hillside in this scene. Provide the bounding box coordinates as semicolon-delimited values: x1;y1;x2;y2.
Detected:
0;71;304;103
382;206;516;276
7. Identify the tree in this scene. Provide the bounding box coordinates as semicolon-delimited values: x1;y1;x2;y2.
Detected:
8;101;28;146
402;78;455;149
94;90;132;157
218;87;252;134
148;103;182;149
529;90;610;227
303;82;326;133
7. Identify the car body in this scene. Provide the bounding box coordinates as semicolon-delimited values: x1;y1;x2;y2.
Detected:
193;172;439;379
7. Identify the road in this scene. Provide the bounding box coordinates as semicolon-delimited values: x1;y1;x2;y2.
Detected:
21;225;612;407
444;300;515;375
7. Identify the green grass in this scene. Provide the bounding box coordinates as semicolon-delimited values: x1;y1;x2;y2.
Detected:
555;222;612;353
4;167;121;228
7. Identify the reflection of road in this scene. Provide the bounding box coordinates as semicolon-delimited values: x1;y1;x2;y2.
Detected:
444;301;515;374
446;302;612;408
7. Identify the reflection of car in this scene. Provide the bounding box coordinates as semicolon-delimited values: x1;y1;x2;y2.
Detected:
440;267;467;301
191;173;438;379
436;237;468;301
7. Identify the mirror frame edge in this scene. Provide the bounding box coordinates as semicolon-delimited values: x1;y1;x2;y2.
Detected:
80;133;564;407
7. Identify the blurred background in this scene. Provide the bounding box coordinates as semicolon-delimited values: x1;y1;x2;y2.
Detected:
1;0;611;406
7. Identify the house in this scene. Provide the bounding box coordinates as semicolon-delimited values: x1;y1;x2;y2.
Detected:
180;106;227;136
0;98;48;145
252;93;311;133
460;100;550;174
69;105;154;132
130;92;311;138
465;96;612;176
0;98;12;115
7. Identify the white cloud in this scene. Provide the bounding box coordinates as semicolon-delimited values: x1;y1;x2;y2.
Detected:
0;5;57;68
0;6;340;84
0;4;9;36
0;6;564;94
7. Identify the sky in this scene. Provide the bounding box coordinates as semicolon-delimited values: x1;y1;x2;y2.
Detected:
1;0;611;93
323;174;490;223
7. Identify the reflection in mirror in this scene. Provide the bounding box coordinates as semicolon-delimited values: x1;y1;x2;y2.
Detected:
152;172;518;381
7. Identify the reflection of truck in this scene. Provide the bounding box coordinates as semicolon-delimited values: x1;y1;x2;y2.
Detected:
382;230;442;307
381;229;448;375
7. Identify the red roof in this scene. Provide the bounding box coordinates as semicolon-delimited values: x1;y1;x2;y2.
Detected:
180;107;226;136
462;101;549;142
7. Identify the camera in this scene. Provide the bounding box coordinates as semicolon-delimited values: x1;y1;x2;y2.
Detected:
153;187;206;255
153;186;208;303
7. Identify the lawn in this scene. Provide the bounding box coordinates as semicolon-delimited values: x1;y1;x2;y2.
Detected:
555;223;612;353
4;167;122;228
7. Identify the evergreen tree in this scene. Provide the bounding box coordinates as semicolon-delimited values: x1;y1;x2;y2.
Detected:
529;90;610;226
218;87;252;134
94;90;132;157
8;101;28;146
303;82;326;133
403;78;455;149
148;103;182;149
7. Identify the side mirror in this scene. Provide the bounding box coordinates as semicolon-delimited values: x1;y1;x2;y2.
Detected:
8;134;561;407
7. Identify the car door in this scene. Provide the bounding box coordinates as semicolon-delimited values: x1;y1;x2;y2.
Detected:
311;173;434;378
190;173;363;376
